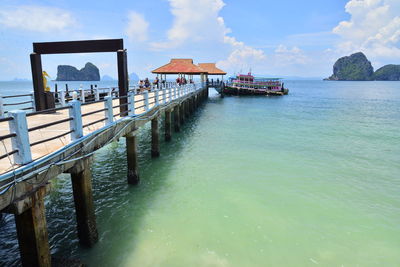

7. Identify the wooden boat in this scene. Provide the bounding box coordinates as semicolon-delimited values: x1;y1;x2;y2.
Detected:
223;73;288;96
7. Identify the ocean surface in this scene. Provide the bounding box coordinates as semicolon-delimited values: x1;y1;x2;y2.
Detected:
0;80;399;266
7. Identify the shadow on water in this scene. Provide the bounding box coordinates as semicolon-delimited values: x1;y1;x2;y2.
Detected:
0;98;210;266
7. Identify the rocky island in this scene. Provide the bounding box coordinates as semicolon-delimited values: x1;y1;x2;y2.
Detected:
56;62;100;81
326;52;400;81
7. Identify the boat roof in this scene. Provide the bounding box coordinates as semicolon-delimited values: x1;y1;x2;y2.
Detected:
254;78;283;80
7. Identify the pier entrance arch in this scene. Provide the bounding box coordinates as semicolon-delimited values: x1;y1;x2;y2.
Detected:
30;39;128;113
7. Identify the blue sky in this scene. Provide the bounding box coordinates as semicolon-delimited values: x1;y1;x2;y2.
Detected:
0;0;399;80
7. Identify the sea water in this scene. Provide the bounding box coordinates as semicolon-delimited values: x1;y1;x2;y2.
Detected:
0;80;399;266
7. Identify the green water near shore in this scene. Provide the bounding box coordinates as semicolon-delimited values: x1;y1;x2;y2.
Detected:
1;81;399;266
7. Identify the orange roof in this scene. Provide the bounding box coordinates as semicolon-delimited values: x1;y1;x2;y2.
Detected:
198;63;226;75
152;59;207;74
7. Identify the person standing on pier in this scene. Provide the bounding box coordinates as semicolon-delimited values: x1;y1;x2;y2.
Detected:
153;76;159;88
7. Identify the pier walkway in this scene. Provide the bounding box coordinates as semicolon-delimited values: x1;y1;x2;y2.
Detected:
0;82;209;266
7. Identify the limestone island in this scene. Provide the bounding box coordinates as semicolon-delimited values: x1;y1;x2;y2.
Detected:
56;62;100;81
325;52;400;81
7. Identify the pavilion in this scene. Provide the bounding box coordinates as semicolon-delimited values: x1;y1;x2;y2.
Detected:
151;59;206;82
151;59;226;83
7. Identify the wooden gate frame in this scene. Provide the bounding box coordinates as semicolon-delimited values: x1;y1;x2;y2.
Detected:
30;39;128;113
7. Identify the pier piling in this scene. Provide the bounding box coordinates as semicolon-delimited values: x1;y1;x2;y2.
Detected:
70;159;99;247
174;106;181;132
14;186;51;267
151;116;160;157
126;132;140;185
165;110;172;141
179;103;185;124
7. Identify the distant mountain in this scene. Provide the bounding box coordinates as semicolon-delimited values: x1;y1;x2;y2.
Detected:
56;62;100;81
101;75;115;81
326;52;374;81
129;72;139;82
373;65;400;81
326;52;400;81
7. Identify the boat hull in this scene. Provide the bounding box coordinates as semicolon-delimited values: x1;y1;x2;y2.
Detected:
223;86;289;96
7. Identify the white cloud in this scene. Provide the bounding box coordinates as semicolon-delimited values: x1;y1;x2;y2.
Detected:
273;45;310;66
125;11;149;42
0;5;76;33
151;0;266;73
150;0;228;50
333;0;400;60
218;36;266;72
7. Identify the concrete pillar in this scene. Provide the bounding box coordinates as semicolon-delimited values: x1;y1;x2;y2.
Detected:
174;106;180;132
70;159;98;247
126;132;140;185
14;186;51;267
165;110;172;142
151;116;160;157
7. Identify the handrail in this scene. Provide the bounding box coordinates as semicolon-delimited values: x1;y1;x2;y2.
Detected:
0;149;18;160
4;100;33;106
82;118;107;128
30;131;74;147
27;106;71;117
2;94;33;99
0;117;13;123
28;117;73;132
81;108;108;117
0;133;17;142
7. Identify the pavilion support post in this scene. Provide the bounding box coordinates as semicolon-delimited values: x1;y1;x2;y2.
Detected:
117;49;128;116
174;105;180;132
14;186;51;267
165;109;172;142
30;53;46;111
126;132;140;185
151;116;160;157
70;158;99;247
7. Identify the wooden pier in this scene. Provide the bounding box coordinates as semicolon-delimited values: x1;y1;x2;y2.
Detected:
0;82;209;266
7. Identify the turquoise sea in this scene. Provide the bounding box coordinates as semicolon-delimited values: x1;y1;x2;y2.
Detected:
0;80;399;266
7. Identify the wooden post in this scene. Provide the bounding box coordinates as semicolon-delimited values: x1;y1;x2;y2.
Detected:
126;132;140;184
165;109;172;141
174;105;180;132
30;53;46;111
117;49;128;116
70;158;99;247
14;186;51;267
151;116;160;157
